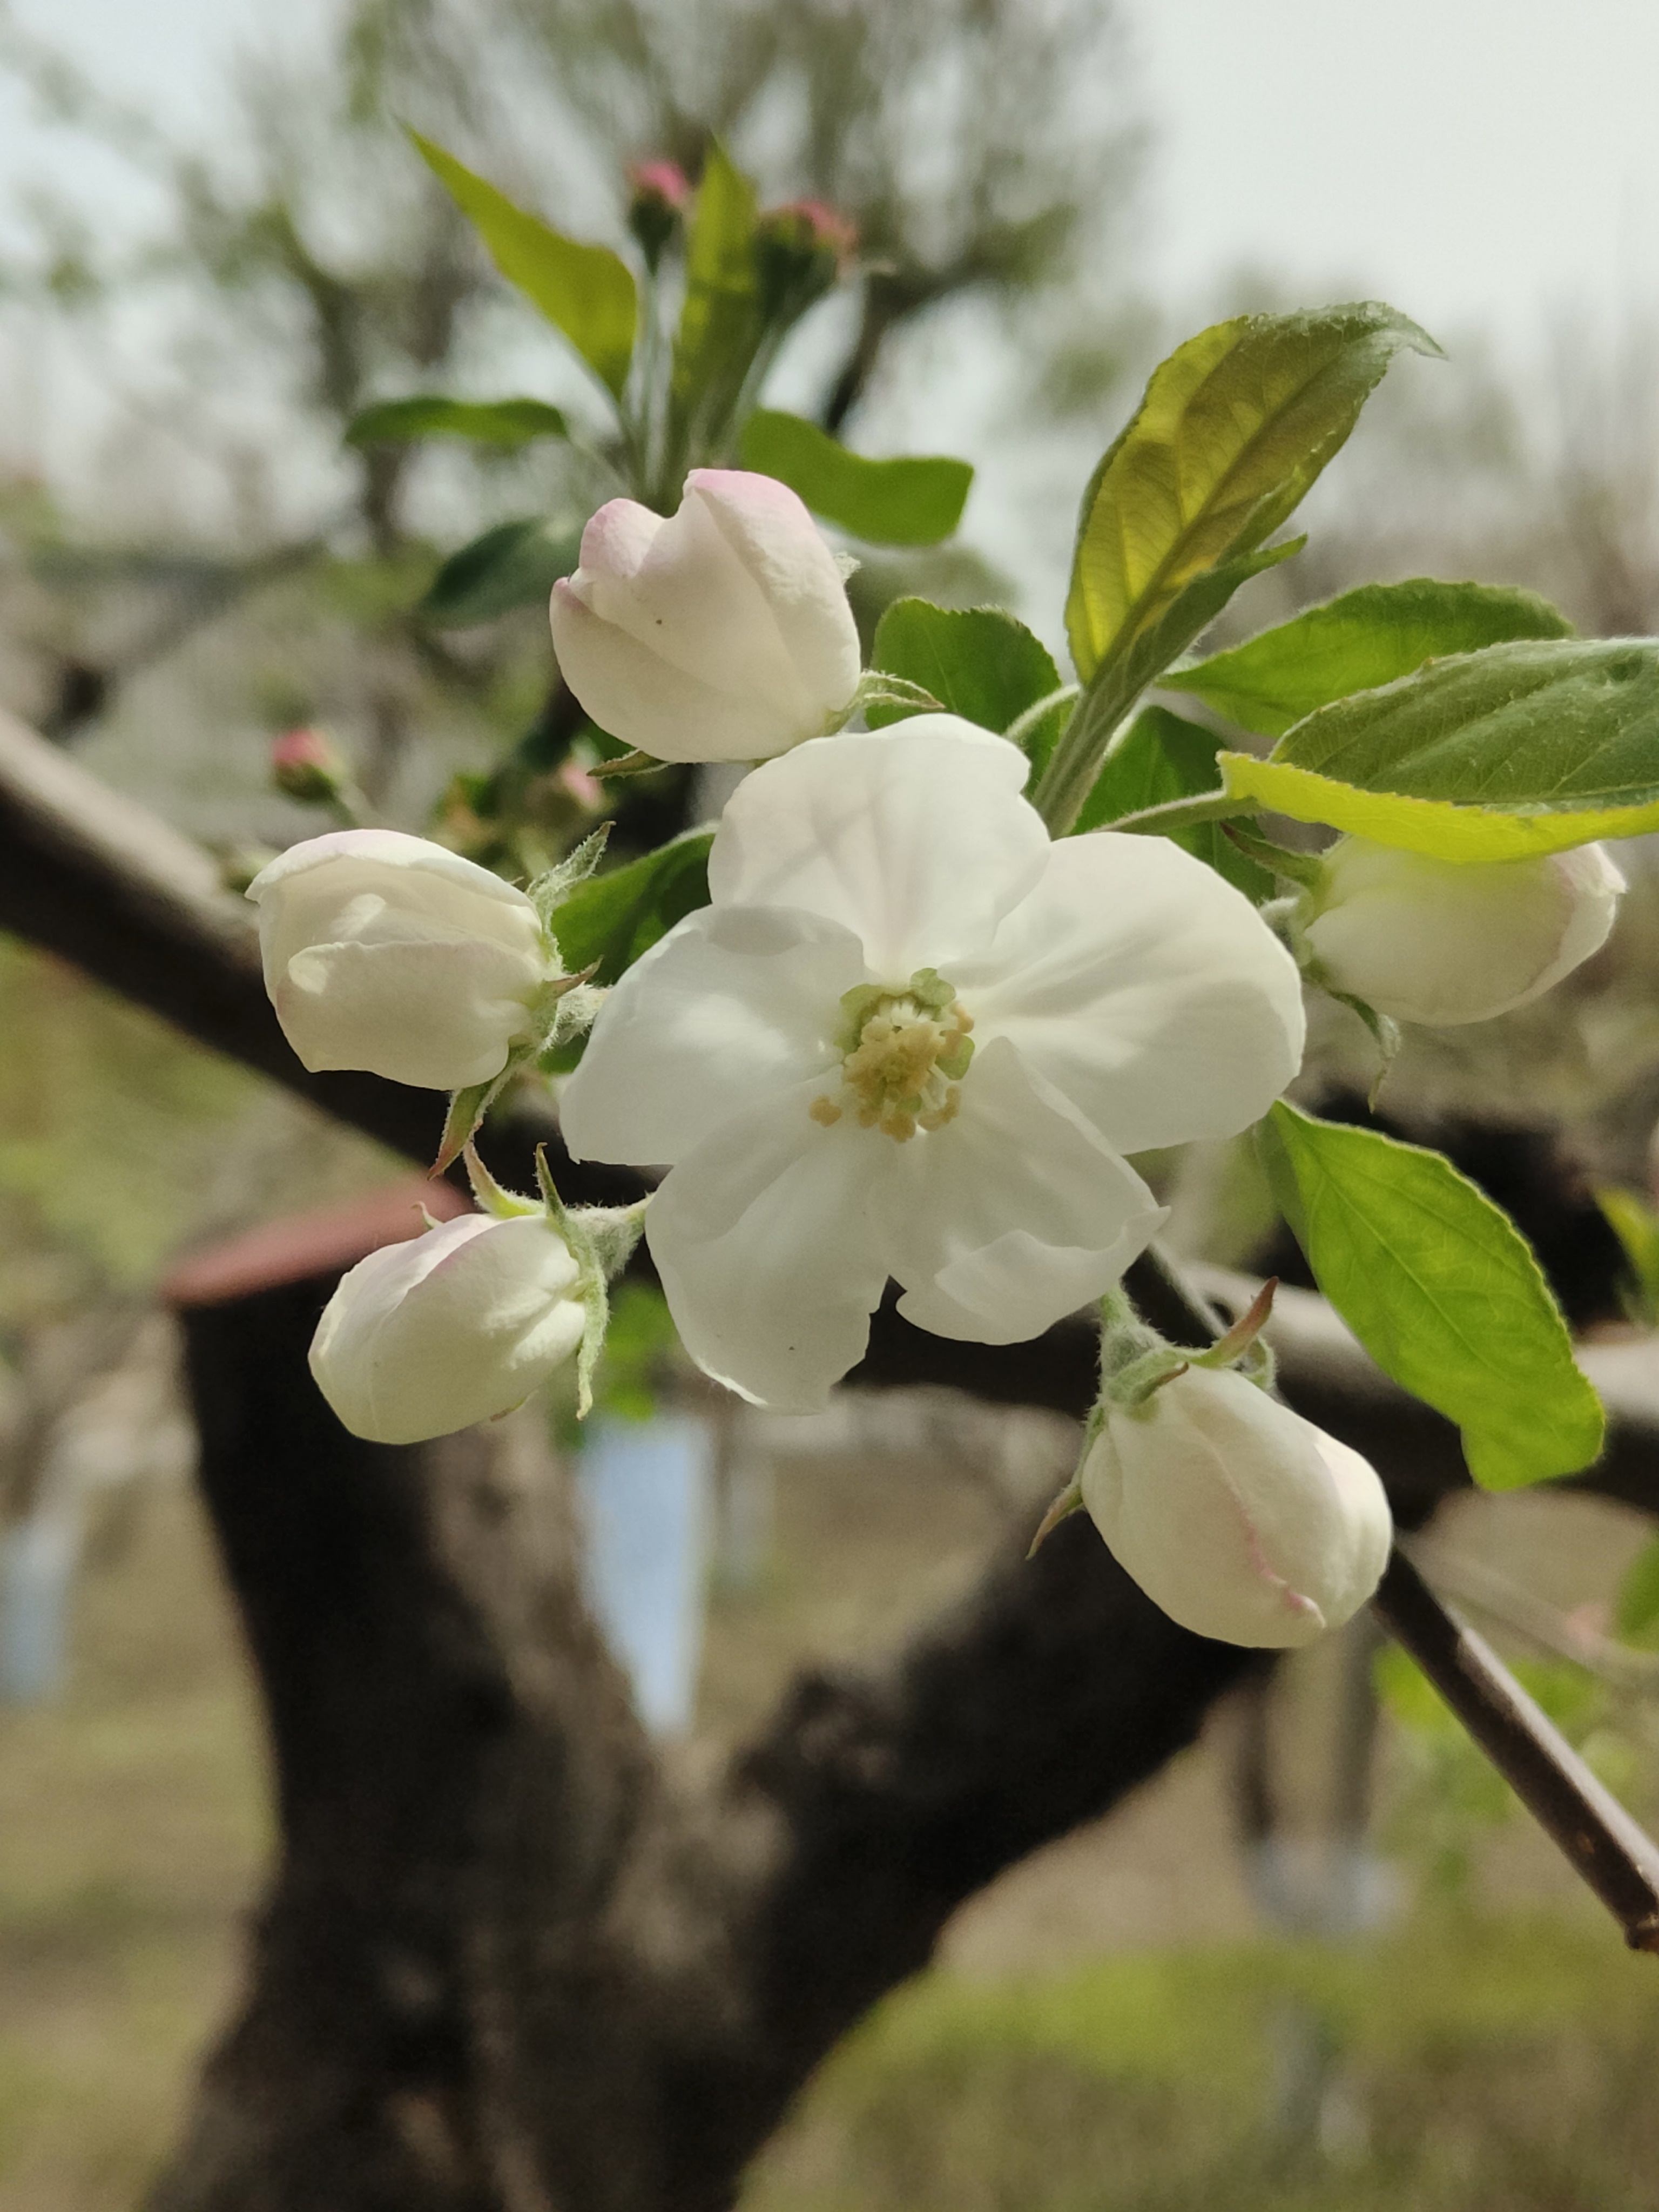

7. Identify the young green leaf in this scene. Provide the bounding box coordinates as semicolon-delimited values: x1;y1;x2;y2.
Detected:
419;516;583;627
1166;578;1574;738
1258;1101;1605;1489
345;395;570;448
739;412;973;546
1064;303;1439;689
411;132;637;399
1220;637;1659;859
1075;705;1273;899
1595;1185;1659;1326
667;144;763;466
866;599;1058;732
549;829;713;986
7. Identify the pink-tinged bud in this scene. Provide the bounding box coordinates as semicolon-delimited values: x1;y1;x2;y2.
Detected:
1081;1366;1392;1648
271;725;348;805
755;198;858;320
626;158;692;267
557;757;604;811
1297;836;1626;1027
549;469;861;763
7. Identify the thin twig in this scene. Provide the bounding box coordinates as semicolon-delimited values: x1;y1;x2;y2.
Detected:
1374;1549;1659;1954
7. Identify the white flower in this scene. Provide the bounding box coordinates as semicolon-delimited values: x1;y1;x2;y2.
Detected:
311;1212;587;1444
559;720;1306;1411
1080;1366;1392;1647
548;468;861;763
1297;835;1626;1028
247;830;559;1090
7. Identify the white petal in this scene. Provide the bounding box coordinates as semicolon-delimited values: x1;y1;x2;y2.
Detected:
882;1037;1167;1343
550;576;810;761
708;721;1044;978
588;484;810;716
687;470;860;719
279;938;542;1088
559;903;866;1167
957;833;1306;1155
646;1080;893;1411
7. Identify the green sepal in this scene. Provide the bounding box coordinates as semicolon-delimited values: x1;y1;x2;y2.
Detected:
589;750;672;779
530;1144;650;1421
1027;1480;1084;1559
462;1142;542;1218
527;825;611;933
852;669;946;721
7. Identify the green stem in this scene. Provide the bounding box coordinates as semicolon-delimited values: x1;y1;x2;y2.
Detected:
1096;788;1256;839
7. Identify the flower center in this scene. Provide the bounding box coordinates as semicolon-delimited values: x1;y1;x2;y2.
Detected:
810;968;975;1142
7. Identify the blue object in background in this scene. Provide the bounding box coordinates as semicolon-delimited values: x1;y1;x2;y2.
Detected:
0;1507;79;1705
577;1414;713;1735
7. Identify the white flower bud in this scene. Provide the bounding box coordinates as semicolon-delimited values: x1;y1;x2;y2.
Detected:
548;468;861;763
1080;1366;1392;1648
247;830;558;1090
310;1212;588;1444
1298;835;1625;1028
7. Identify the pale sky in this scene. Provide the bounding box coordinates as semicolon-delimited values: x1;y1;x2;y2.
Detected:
4;0;1658;350
1132;0;1659;354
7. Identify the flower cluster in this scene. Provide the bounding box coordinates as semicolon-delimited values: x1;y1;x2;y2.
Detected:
249;467;1628;1650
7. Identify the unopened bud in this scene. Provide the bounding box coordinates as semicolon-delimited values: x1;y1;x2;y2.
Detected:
271;724;349;805
246;829;563;1090
311;1211;588;1443
1296;835;1625;1028
626;158;691;268
1081;1365;1392;1648
755;198;858;321
549;469;860;762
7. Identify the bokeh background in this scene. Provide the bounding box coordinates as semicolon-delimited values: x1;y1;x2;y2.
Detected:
6;3;1659;2207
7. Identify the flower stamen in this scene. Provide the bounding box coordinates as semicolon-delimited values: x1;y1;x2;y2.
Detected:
811;968;975;1141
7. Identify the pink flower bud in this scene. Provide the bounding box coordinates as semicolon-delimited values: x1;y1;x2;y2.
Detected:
271;725;348;805
626;158;692;267
549;469;861;763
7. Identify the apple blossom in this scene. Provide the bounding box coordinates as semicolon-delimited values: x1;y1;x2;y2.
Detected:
1295;835;1625;1028
311;1211;588;1445
248;830;562;1091
547;469;861;763
1080;1364;1392;1648
559;718;1307;1412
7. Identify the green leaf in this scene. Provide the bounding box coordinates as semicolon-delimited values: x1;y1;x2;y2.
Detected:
1075;706;1273;899
411;132;637;400
1257;1101;1604;1490
1166;578;1574;738
1064;302;1439;688
669;143;763;460
866;599;1058;732
345;395;570;448
740;412;973;546
419;516;583;627
549;830;713;986
1594;1185;1659;1325
1615;1536;1659;1644
1035;538;1304;837
1221;637;1659;859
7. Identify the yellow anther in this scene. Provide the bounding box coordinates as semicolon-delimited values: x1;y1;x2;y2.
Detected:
811;969;975;1141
